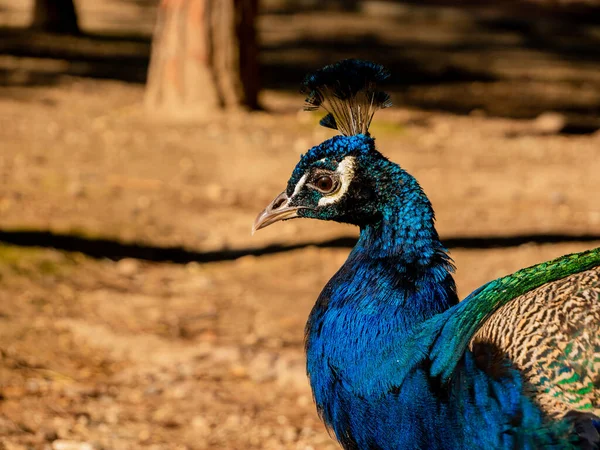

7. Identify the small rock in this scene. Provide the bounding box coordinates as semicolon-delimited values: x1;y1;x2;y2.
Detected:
144;385;163;396
52;440;94;450
191;416;211;436
469;108;487;117
185;261;202;273
204;184;224;202
248;352;278;383
25;379;41;394
116;258;139;276
230;364;248;378
138;427;151;442
211;346;241;363
533;112;566;134
40;427;59;442
282;426;298;443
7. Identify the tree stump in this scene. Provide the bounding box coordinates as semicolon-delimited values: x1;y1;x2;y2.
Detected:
145;0;260;116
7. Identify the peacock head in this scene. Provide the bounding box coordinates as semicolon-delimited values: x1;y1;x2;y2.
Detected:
253;59;407;233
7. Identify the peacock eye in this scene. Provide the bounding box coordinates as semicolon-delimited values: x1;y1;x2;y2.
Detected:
314;175;336;193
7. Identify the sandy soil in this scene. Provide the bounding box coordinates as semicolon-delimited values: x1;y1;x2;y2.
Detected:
1;3;600;450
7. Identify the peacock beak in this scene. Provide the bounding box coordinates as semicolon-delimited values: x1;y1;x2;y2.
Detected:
252;191;301;234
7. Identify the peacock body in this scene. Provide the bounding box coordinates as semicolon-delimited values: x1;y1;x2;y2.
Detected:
253;60;600;449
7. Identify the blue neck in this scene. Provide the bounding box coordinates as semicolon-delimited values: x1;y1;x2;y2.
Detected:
305;170;458;434
315;167;458;324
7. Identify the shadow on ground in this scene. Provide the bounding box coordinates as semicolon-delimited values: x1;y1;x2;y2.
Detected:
0;229;599;264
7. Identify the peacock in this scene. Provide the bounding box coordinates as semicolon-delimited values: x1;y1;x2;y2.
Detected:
252;59;600;449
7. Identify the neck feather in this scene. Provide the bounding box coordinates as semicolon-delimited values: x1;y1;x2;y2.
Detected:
309;168;458;332
305;166;459;434
356;165;454;281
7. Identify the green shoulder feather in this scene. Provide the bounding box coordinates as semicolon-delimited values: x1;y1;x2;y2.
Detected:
356;247;600;395
429;246;600;381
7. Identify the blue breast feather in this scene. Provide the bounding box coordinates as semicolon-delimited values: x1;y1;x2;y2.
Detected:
305;249;588;449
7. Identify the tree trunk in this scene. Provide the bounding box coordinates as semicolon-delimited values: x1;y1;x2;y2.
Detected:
145;0;260;116
31;0;80;34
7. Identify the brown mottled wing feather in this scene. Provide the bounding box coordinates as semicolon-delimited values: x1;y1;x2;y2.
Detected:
471;267;600;418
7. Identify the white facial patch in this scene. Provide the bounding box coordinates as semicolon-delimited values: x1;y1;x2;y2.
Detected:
292;173;309;197
318;156;356;206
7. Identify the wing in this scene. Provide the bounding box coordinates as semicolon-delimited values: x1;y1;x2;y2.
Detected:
471;267;600;417
427;246;600;382
355;248;600;395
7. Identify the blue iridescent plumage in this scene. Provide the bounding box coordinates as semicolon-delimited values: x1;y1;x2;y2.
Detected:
254;60;600;449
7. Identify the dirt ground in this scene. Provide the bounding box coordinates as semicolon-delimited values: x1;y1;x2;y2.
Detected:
1;2;600;450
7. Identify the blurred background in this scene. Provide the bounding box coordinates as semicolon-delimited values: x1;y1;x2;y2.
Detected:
0;0;599;449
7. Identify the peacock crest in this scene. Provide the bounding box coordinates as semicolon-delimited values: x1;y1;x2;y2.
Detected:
302;59;392;136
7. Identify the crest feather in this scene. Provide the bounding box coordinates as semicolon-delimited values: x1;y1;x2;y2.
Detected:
302;59;392;136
